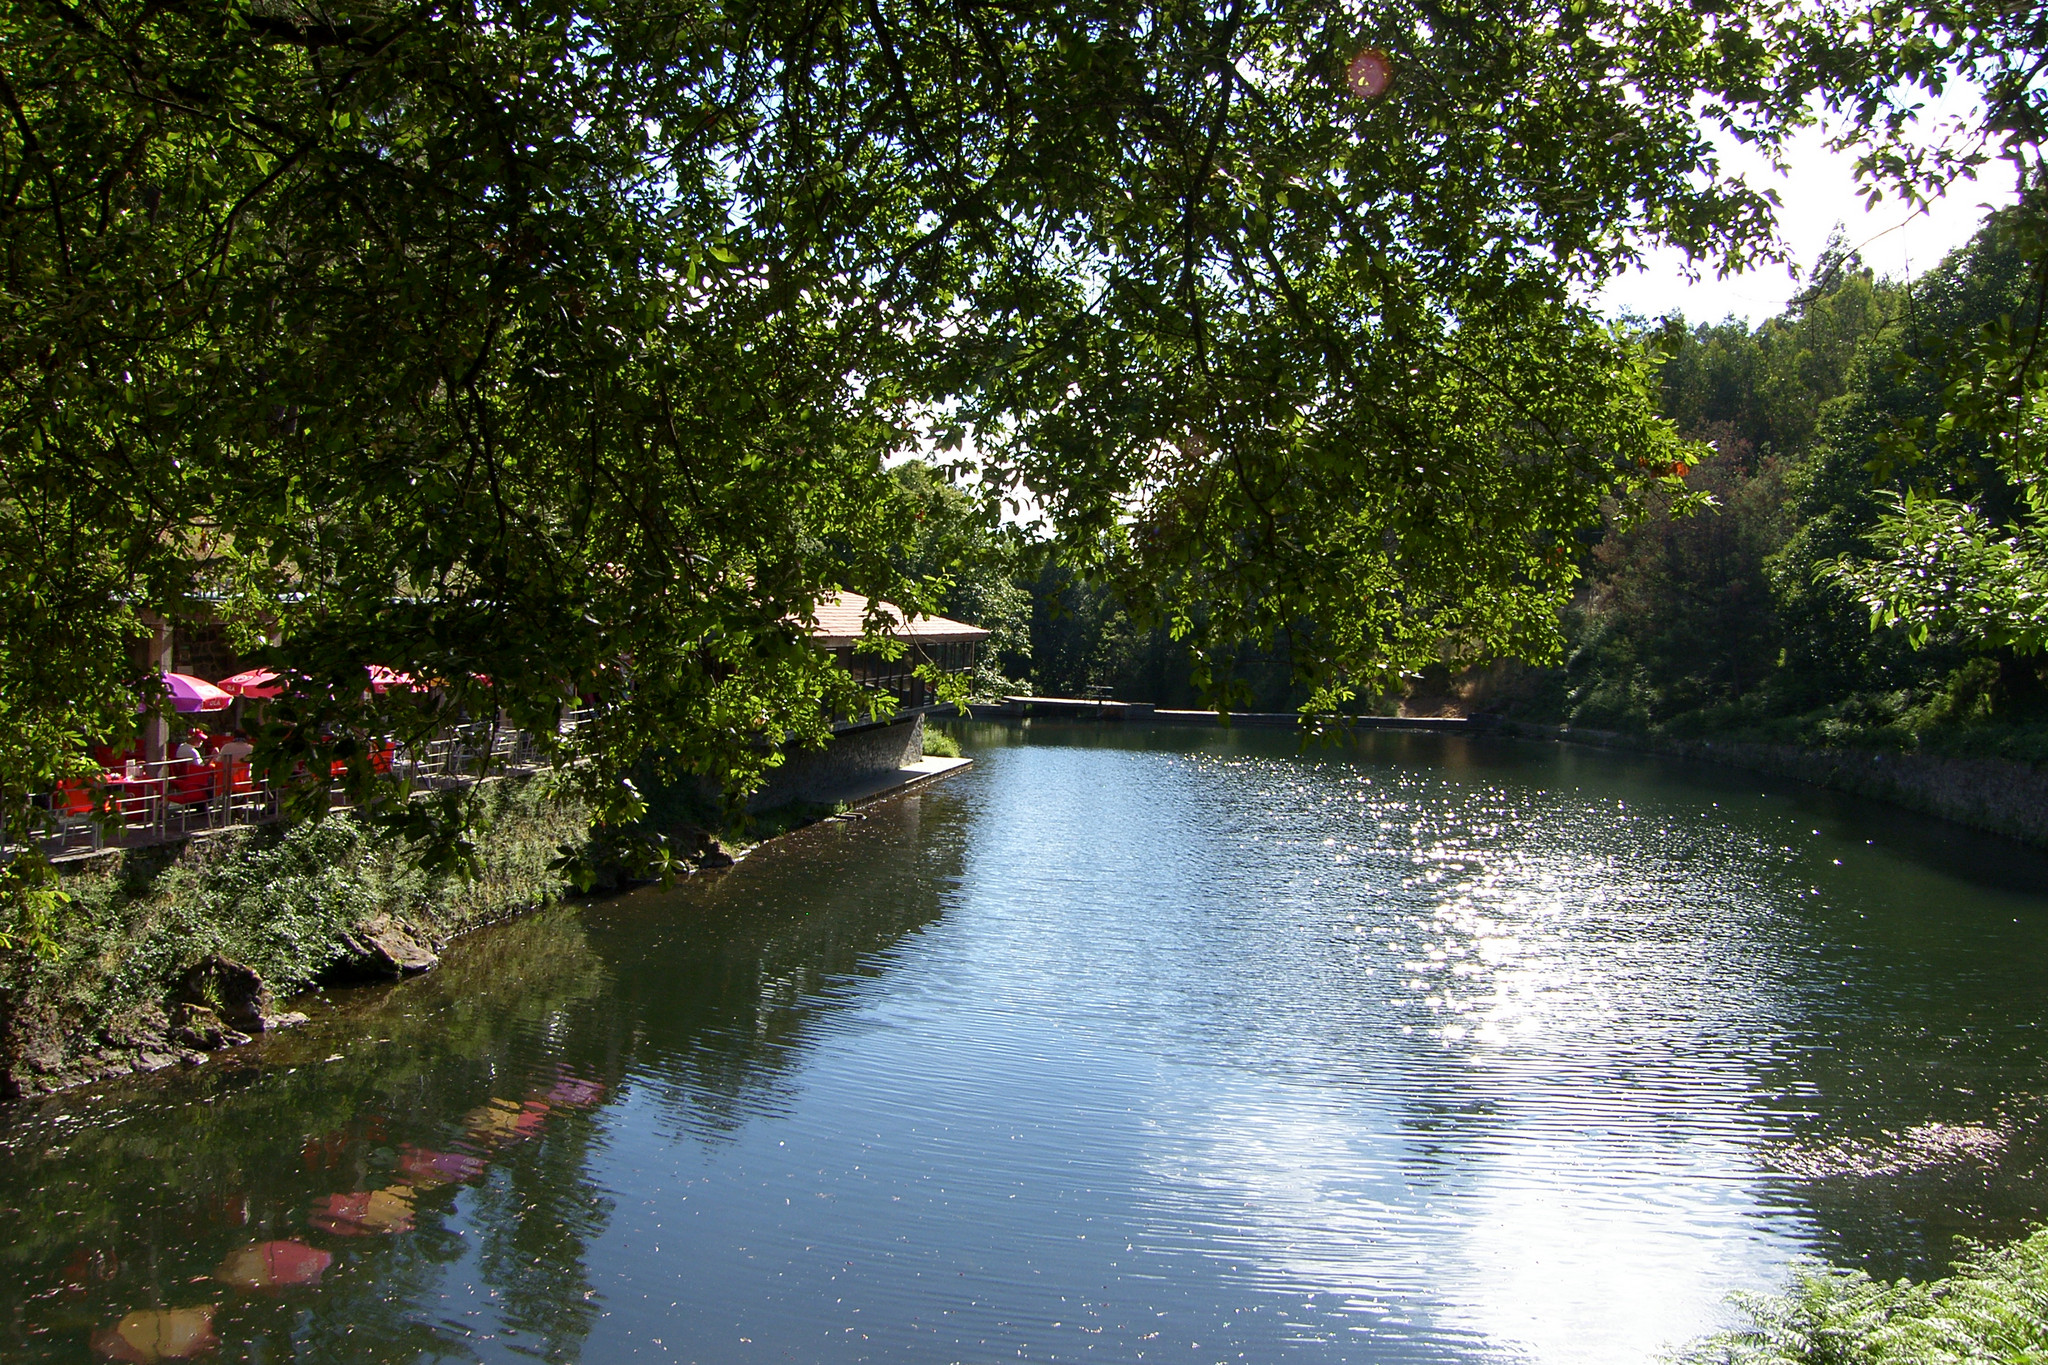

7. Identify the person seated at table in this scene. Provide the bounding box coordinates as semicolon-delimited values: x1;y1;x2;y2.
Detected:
174;728;206;766
169;728;217;804
215;728;256;792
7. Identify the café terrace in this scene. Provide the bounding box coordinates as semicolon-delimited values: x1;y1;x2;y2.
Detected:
32;593;986;858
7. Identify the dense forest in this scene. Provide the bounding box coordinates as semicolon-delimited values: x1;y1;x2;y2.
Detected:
905;200;2048;759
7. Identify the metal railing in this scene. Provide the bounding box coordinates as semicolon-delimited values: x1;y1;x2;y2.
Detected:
29;709;596;860
36;756;281;857
831;642;980;723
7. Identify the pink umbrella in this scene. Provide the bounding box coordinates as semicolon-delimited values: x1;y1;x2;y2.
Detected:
162;673;231;713
216;668;284;699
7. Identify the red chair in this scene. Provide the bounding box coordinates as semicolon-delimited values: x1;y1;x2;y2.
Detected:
331;743;395;777
168;760;217;806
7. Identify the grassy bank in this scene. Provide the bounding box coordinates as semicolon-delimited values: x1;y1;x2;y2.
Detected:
2;775;592;1097
1675;1227;2048;1363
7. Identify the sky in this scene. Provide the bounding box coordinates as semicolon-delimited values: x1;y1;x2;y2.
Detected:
1596;86;2018;328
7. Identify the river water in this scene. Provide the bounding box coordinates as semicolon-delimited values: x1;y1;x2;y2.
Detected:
4;724;2047;1365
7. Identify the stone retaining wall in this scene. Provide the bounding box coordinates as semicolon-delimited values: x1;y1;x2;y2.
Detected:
1500;720;2048;848
748;714;926;810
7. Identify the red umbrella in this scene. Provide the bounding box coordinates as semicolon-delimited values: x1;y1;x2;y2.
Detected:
216;668;284;699
216;1239;332;1290
366;665;417;693
223;665;414;697
161;673;231;713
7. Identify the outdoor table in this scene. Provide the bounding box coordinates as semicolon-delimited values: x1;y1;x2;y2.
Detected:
100;773;165;828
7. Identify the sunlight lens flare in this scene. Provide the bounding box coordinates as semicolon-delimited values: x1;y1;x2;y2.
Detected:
1348;49;1393;99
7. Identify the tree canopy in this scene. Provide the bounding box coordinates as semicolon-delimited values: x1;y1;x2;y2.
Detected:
1808;0;2048;655
0;0;1982;895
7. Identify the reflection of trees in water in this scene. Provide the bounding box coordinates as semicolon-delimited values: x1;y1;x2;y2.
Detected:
1366;762;2048;1282
586;794;960;1140
467;1130;612;1360
0;791;969;1362
283;1229;479;1365
0;907;618;1363
1735;832;2048;1277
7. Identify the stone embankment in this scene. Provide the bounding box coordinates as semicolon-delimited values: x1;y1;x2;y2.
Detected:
1499;720;2048;849
982;696;1470;730
1;777;596;1099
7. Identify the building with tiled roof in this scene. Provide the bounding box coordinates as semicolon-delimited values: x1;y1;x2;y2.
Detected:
809;591;989;718
806;591;992;650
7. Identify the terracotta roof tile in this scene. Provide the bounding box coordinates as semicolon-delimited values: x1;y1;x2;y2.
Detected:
808;591;991;648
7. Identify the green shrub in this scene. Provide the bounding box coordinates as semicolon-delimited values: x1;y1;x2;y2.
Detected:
1674;1228;2048;1364
17;777;589;1039
922;726;963;759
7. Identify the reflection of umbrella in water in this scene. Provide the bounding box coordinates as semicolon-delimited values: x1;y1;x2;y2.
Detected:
397;1145;487;1188
463;1098;551;1147
309;1187;415;1237
90;1305;218;1361
159;673;231;714
543;1076;606;1109
215;1239;333;1291
59;1244;120;1292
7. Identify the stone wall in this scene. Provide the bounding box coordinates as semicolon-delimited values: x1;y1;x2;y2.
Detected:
1500;720;2048;848
1670;739;2048;847
748;714;926;810
172;621;253;682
